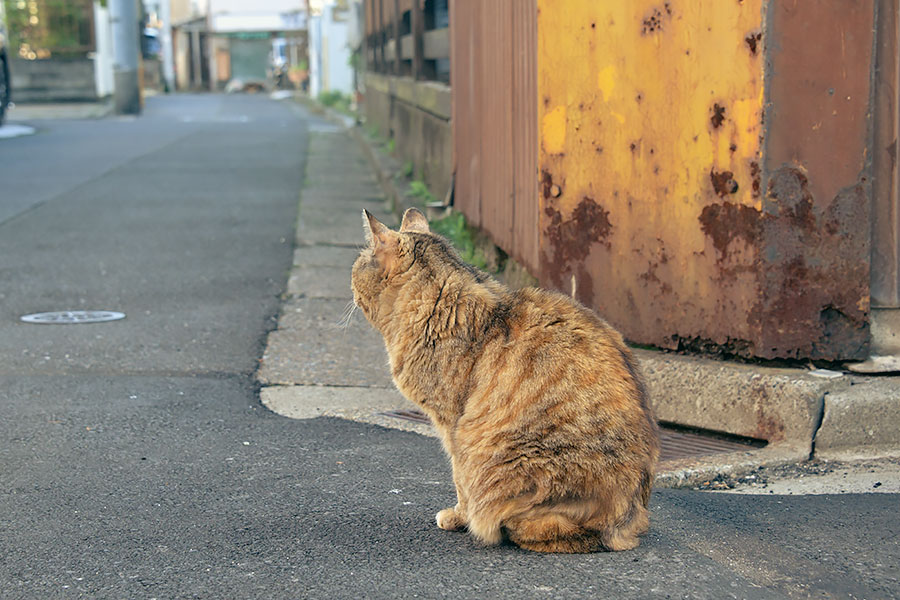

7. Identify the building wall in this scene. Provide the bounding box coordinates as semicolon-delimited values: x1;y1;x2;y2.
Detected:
9;58;99;102
310;5;353;96
93;2;114;97
170;0;207;25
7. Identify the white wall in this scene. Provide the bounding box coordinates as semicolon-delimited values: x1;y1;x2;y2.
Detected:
207;0;306;32
209;0;302;12
92;1;115;97
309;3;352;97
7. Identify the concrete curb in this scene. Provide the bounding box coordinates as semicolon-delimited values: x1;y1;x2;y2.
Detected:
270;94;900;487
814;378;900;459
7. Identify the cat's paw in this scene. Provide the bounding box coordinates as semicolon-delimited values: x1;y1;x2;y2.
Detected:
436;507;466;531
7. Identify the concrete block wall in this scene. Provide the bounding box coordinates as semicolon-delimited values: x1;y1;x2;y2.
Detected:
10;58;100;102
363;74;452;201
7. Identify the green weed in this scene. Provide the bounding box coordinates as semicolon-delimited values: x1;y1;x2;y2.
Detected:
430;211;490;272
406;180;436;206
316;90;354;116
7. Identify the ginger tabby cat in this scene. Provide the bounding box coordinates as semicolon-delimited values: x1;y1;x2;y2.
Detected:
351;208;659;553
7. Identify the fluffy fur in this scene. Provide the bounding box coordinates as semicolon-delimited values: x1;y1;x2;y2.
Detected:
351;208;659;553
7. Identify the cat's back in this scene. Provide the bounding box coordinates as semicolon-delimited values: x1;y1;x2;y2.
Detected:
460;284;657;497
463;285;651;430
507;286;634;368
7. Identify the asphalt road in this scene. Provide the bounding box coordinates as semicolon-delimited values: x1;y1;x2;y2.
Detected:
1;95;898;600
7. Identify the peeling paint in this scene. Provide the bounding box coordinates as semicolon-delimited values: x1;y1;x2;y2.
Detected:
597;65;616;101
541;105;567;154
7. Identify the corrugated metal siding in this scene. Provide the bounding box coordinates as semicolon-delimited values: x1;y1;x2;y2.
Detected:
450;0;539;274
511;1;539;273
450;0;481;225
479;0;515;251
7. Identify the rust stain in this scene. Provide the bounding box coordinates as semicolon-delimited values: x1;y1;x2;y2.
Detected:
668;334;753;359
755;405;786;442
767;169;816;232
542;196;614;304
695;167;869;359
744;31;762;55
641;3;672;35
544;197;613;256
749;161;761;197
710;103;726;129
575;264;595;306
709;169;739;196
747;166;870;359
698;201;761;260
540;169;556;200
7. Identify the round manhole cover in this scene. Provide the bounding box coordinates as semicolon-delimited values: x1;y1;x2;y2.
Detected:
20;310;126;324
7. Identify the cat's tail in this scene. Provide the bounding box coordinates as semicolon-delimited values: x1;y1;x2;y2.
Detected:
505;512;605;553
502;472;653;553
466;513;503;546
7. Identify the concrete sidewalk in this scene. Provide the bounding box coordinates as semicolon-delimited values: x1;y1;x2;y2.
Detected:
257;114;900;487
256;123;430;435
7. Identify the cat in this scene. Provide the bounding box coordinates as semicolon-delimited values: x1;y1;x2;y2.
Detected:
351;207;659;553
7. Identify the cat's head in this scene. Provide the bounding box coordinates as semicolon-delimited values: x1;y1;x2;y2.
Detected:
352;207;458;325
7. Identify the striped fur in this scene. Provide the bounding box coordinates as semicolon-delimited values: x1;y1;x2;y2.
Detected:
351;208;659;553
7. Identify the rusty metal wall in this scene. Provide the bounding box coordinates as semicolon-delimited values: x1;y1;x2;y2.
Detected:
871;0;899;308
533;0;874;361
512;1;539;272
450;0;481;225
755;0;873;359
538;1;768;355
450;0;539;273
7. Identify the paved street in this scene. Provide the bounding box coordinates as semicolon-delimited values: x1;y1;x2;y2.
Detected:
1;95;898;599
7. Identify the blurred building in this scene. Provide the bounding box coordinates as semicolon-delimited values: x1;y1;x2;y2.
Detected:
4;0;115;102
307;0;354;97
207;0;306;91
170;0;209;91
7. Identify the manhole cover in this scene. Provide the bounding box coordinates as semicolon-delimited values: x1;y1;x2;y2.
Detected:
20;310;126;324
379;409;764;461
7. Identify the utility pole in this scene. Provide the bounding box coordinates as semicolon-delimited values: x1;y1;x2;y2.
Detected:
159;0;175;93
110;0;141;114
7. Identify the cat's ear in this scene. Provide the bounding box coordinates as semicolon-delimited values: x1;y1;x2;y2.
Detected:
399;207;430;234
362;210;397;248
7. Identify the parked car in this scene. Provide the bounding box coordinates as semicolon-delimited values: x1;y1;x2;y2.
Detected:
0;3;11;126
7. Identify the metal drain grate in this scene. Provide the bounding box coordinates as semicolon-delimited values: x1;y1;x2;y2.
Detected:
20;311;126;324
380;409;431;425
657;426;762;461
379;409;762;461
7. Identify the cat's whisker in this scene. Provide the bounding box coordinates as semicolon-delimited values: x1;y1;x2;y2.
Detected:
338;301;357;329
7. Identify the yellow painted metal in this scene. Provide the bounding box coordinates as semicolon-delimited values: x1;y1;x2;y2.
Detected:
538;0;765;345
